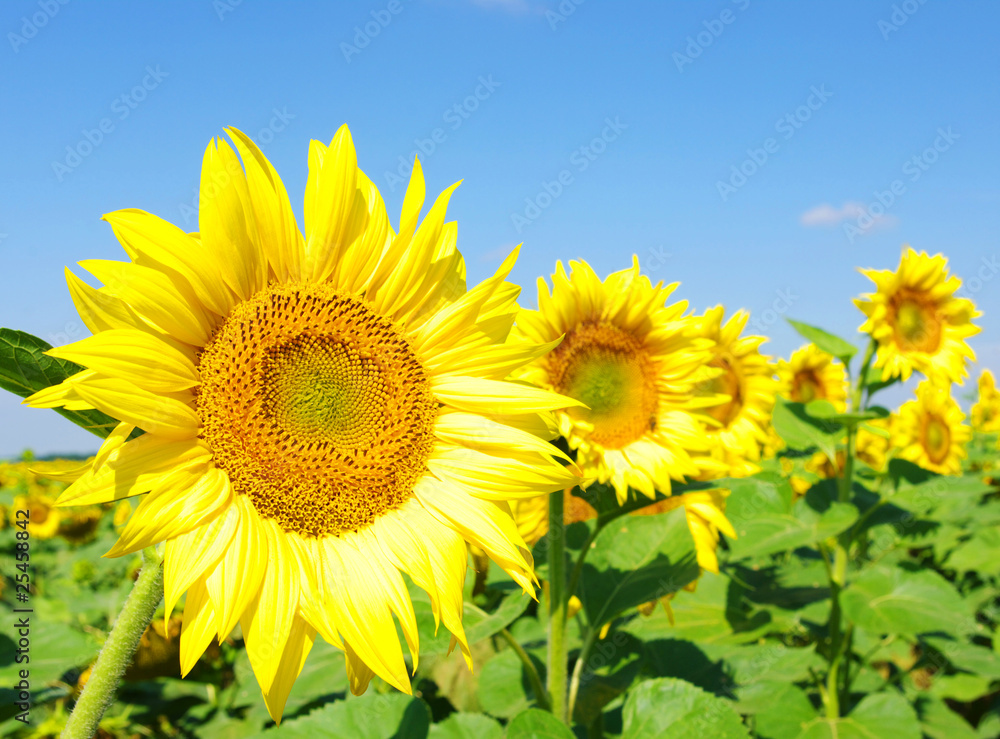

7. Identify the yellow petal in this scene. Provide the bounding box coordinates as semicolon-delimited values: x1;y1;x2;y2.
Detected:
47;329;199;393
163;503;240;622
72;377;200;439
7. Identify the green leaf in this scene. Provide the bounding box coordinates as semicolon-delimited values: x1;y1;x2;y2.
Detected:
428;713;504;739
795;692;921;739
787;320;858;364
621;677;749;738
477;649;542;719
736;681;817;739
727;488;858;560
0;614;99;688
915;696;977;739
506;709;575;739
772;398;843;460
577;508;699;627
841;565;974;638
863;363;901;397
250;693;431;738
0;328;124;438
804;402;889;426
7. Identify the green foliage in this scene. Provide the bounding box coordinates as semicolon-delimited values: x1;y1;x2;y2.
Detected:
786;320;858;366
0;328;124;438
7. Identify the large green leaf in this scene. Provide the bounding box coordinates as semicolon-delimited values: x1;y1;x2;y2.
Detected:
477;649;541;719
577;508;699;627
0;612;99;688
786;320;858;365
727;490;858;560
736;681;817;739
506;709;575;739
863;363;901;397
250;693;431;738
795;692;920;738
428;713;504;739
771;398;842;460
841;565;973;638
915;696;977;739
620;678;749;738
0;328;123;438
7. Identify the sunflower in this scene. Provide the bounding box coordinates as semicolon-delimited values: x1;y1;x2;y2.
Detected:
970;370;1000;433
11;493;62;539
26;125;578;721
855;248;980;384
691;307;776;479
514;258;719;504
892;381;970;475
777;344;847;410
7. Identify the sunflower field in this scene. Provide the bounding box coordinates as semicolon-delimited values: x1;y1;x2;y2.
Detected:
2;129;1000;739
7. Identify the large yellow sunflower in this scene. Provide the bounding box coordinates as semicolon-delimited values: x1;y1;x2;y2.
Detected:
891;381;970;475
970;370;1000;433
855;247;980;384
25;125;578;721
514;258;718;503
777;344;847;410
691;307;776;479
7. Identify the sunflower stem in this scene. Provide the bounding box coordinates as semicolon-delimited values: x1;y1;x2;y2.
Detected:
62;547;163;739
547;488;569;723
823;338;876;720
499;628;550;712
567;624;600;721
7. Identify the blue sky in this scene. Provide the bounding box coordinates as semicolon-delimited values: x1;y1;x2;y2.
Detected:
1;0;998;457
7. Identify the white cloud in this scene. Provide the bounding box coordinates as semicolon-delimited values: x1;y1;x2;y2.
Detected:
800;201;899;232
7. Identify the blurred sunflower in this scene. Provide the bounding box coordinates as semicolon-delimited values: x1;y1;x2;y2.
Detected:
515;258;719;503
777;344;847;410
26;125;578;721
855;247;980;384
970;370;1000;433
892;381;970;475
11;492;61;539
691;307;776;478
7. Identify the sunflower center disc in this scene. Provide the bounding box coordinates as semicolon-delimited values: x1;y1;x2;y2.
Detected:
892;294;942;353
793;369;823;404
196;283;437;538
545;323;658;449
923;415;951;463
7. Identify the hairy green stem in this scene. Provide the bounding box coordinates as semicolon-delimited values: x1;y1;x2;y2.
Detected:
500;628;550;712
62;547;163;739
824;338;877;719
547;488;568;723
567;625;600;721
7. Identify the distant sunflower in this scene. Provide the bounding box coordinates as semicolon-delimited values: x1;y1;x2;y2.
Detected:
777;344;847;410
26;125;577;721
515;258;718;503
855;247;980;384
11;493;61;539
892;381;970;475
970;370;1000;433
691;307;776;478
